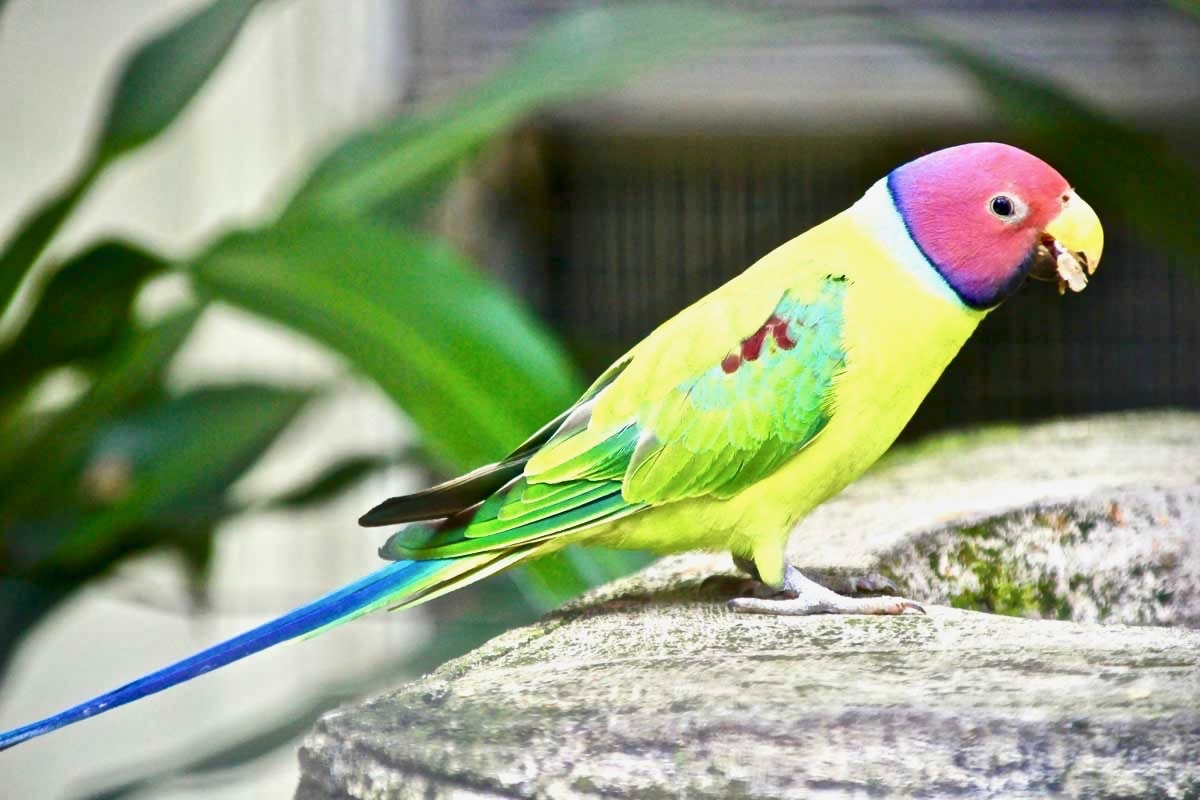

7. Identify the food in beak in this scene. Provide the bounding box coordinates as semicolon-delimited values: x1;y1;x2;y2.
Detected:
1030;234;1095;295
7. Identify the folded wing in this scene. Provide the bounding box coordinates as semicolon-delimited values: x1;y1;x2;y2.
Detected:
375;272;849;560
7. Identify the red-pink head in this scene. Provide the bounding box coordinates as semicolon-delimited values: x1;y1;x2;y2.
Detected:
888;142;1103;309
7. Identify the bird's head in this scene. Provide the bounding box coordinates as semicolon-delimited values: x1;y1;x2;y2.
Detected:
887;142;1104;310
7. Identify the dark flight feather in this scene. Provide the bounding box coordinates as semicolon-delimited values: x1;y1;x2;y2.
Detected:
358;359;630;527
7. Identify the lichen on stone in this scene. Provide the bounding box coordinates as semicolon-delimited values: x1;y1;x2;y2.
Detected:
880;488;1199;627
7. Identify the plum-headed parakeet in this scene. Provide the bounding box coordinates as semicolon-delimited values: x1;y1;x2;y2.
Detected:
0;142;1104;750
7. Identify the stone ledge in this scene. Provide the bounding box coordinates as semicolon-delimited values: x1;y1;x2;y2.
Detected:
297;569;1200;799
296;412;1200;799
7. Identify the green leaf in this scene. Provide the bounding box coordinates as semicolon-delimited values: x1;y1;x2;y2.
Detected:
0;181;98;319
0;241;166;398
0;382;306;674
290;4;768;218
1165;0;1200;22
895;22;1200;263
0;312;199;676
0;0;261;315
0;308;201;518
91;385;308;501
191;218;583;469
97;0;261;160
30;384;312;572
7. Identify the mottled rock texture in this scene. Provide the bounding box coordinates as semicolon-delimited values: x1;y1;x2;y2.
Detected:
788;411;1200;626
297;412;1200;799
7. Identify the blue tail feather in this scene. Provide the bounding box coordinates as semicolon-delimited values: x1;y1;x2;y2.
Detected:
0;558;447;751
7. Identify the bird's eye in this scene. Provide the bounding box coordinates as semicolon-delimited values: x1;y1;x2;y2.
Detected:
989;195;1015;218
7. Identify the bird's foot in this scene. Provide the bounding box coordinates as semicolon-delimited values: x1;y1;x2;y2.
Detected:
727;563;924;616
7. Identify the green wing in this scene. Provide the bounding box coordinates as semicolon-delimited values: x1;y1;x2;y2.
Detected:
381;274;847;561
530;275;848;501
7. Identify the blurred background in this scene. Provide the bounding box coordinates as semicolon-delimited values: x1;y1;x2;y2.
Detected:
0;1;1196;797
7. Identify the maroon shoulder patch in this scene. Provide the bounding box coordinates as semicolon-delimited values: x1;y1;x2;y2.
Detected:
720;315;797;374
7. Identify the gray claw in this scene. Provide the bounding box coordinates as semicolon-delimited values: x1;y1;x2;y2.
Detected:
842;573;900;595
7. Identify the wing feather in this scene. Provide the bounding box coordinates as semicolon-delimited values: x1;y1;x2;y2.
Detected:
372;238;850;562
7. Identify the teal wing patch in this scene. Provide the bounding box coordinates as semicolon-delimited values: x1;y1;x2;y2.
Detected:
527;276;848;504
626;277;847;502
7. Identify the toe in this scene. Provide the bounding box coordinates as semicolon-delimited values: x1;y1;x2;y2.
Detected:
844;573;899;595
727;596;819;615
853;596;925;615
727;597;764;614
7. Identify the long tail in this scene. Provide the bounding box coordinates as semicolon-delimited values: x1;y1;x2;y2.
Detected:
0;555;493;751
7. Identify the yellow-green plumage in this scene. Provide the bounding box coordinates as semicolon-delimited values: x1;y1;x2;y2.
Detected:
382;179;985;586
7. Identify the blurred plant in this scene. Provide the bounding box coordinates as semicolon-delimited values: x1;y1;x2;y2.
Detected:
1166;0;1200;22
0;1;761;795
0;0;297;680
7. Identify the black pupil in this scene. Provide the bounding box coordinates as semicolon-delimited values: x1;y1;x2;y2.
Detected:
991;196;1014;217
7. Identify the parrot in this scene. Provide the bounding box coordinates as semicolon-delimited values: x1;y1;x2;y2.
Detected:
0;142;1103;751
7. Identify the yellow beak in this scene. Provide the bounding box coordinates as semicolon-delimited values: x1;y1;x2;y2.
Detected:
1040;190;1104;293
